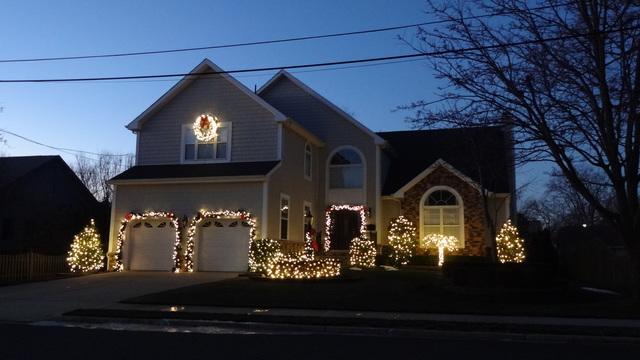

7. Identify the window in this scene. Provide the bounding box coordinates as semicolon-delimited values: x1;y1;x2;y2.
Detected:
304;143;312;180
422;188;464;245
329;148;363;188
183;123;231;162
280;194;290;240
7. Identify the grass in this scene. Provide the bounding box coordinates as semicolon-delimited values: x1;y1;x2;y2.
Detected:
123;269;640;318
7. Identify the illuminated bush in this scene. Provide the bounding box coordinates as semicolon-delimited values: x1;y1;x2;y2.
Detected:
424;233;458;266
349;237;376;268
249;238;282;273
496;220;526;263
67;219;104;273
266;254;341;279
387;216;418;265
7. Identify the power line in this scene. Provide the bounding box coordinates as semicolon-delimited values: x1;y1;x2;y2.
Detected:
0;128;131;158
0;3;570;64
0;25;637;84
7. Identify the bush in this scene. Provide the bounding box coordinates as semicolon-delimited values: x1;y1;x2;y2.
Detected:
249;238;282;273
442;262;554;288
266;256;341;279
387;216;418;265
349;237;376;268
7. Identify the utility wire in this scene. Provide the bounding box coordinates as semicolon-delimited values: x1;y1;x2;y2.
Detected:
1;24;637;84
0;3;571;64
0;128;132;157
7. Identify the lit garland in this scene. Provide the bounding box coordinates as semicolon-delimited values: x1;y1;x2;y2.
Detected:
387;216;418;265
67;219;104;273
193;113;219;141
496;219;526;263
324;204;368;251
349;237;376;268
424;233;458;266
249;238;283;273
266;255;341;279
114;211;181;272
185;209;257;272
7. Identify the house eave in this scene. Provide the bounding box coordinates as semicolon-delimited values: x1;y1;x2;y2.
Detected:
109;175;266;186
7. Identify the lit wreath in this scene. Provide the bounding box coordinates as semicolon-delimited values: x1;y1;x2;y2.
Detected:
184;209;257;272
193;113;219;142
114;211;182;272
324;205;368;252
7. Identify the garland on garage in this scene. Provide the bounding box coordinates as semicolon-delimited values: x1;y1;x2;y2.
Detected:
114;211;182;272
324;205;368;252
184;209;257;272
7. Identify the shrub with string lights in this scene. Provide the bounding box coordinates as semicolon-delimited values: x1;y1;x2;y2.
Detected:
496;219;526;263
67;219;104;273
387;216;418;265
266;254;341;280
249;238;283;273
349;236;376;268
424;233;458;267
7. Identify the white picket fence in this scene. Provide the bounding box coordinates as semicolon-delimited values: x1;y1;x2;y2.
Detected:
0;253;68;282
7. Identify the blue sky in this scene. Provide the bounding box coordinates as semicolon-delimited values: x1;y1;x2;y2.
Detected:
0;0;547;200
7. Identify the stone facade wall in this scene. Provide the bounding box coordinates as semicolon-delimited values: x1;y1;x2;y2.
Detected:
401;166;487;256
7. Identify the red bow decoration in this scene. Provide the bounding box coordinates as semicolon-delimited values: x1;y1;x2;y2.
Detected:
199;115;211;129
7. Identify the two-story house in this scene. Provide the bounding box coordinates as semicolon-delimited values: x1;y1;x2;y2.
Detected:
108;59;515;272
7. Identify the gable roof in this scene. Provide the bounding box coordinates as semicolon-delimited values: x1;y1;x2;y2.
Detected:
258;70;386;146
126;59;287;131
0;155;60;188
110;161;280;184
378;126;512;195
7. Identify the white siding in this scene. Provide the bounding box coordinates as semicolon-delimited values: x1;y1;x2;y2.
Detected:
137;74;279;165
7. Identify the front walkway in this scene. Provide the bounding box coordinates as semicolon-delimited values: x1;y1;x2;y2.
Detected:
0;272;235;322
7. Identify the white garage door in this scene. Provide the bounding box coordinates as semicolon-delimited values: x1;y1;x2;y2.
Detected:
198;219;250;272
127;221;175;271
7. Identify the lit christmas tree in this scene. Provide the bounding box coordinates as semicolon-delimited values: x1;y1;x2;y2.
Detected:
496;219;526;263
67;219;105;272
387;216;418;265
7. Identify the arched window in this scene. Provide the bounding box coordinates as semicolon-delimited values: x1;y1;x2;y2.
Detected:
422;188;464;245
329;148;363;189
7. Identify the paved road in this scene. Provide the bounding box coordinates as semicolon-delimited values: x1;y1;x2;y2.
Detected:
0;272;234;321
0;322;638;360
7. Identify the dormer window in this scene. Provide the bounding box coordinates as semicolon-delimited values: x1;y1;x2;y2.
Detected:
182;122;231;162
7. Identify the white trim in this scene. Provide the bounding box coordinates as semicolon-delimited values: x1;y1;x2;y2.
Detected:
280;118;324;147
419;186;465;247
258;70;386;146
392;159;482;198
127;59;287;131
108;184;118;255
109;175;266;186
180;122;232;164
325;145;367;204
304;142;312;181
375;146;382;244
276;123;283;161
279;193;290;240
262;181;269;239
134;133;140;166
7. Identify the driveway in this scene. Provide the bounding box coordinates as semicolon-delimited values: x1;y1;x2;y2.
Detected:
0;272;235;322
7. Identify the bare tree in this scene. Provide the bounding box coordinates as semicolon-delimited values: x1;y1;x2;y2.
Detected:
74;152;134;203
401;1;640;293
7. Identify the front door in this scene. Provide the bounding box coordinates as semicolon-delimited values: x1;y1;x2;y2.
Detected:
330;210;361;250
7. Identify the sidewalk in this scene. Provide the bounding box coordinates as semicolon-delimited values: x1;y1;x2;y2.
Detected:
63;303;640;339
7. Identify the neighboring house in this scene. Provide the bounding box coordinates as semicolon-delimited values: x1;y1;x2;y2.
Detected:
0;156;103;254
108;59;515;272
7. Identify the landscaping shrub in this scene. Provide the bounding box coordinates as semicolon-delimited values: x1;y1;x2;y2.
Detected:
387;216;418;265
266;256;341;279
443;261;555;288
349;237;376;268
249;238;282;273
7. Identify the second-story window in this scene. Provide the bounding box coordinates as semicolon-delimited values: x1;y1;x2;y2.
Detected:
183;123;231;162
280;194;290;240
304;143;312;180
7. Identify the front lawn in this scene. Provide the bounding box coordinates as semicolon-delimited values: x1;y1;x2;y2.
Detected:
123;269;640;318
